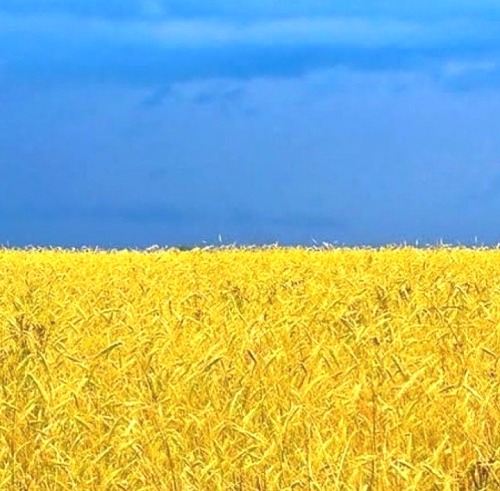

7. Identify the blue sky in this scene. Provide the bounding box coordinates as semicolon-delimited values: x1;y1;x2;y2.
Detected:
1;1;500;247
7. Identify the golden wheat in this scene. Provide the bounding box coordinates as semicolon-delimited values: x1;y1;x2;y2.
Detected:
0;246;498;490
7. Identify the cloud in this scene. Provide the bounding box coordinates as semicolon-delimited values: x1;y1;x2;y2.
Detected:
140;84;244;108
2;14;498;49
192;86;244;106
1;0;500;21
2;203;203;224
229;208;348;231
439;60;500;91
0;0;144;19
2;203;348;233
140;85;174;107
0;13;499;89
442;59;498;76
459;173;500;208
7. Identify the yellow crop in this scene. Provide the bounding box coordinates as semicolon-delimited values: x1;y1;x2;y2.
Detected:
0;246;498;490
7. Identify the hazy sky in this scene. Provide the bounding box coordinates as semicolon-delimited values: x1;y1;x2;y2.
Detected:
1;1;500;248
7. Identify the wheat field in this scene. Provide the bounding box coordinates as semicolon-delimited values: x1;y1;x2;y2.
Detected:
0;246;498;490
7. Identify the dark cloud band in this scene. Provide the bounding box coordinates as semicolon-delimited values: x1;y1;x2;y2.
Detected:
1;14;499;89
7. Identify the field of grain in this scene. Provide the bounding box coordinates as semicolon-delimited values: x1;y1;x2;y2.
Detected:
0;247;498;490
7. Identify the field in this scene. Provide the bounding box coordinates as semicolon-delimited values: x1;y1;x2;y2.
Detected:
0;246;499;490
